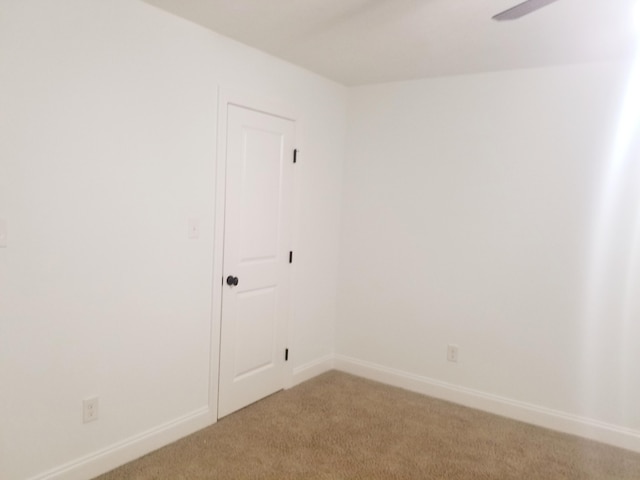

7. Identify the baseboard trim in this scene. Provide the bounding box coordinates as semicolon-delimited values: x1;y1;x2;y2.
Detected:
27;354;640;479
291;353;335;387
334;354;640;453
29;407;213;480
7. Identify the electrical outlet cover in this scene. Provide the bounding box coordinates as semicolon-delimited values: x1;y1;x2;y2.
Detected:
83;397;99;423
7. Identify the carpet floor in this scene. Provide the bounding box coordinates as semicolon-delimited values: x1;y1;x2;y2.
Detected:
95;371;640;479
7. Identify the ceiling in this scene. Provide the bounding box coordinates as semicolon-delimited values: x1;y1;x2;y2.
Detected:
143;0;639;86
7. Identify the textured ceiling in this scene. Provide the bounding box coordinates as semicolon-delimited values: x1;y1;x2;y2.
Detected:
143;0;639;86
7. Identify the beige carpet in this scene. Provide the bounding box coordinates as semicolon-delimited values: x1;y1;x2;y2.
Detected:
96;371;640;479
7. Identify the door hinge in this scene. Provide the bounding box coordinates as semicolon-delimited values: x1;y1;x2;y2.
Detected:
285;348;289;361
289;251;293;264
293;148;298;164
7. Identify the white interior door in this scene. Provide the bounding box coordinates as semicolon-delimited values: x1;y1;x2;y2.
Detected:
218;104;295;418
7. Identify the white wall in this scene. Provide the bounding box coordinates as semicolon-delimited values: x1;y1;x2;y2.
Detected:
337;61;640;448
0;1;346;479
3;1;638;477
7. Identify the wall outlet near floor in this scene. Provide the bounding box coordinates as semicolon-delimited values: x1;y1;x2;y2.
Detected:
83;397;99;423
447;344;459;363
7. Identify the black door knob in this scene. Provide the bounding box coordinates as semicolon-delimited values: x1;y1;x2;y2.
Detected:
226;275;239;286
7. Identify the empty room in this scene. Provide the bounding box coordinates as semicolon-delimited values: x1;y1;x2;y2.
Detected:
2;0;640;478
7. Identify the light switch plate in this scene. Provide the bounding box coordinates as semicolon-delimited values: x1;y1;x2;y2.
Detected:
0;219;7;248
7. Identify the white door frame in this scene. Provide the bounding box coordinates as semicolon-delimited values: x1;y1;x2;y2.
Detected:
209;87;300;421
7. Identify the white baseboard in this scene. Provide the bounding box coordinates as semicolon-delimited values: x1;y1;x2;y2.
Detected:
29;407;214;480
291;353;335;387
334;354;640;453
27;354;640;480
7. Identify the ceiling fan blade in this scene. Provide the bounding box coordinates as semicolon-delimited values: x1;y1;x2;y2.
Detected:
492;0;561;21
